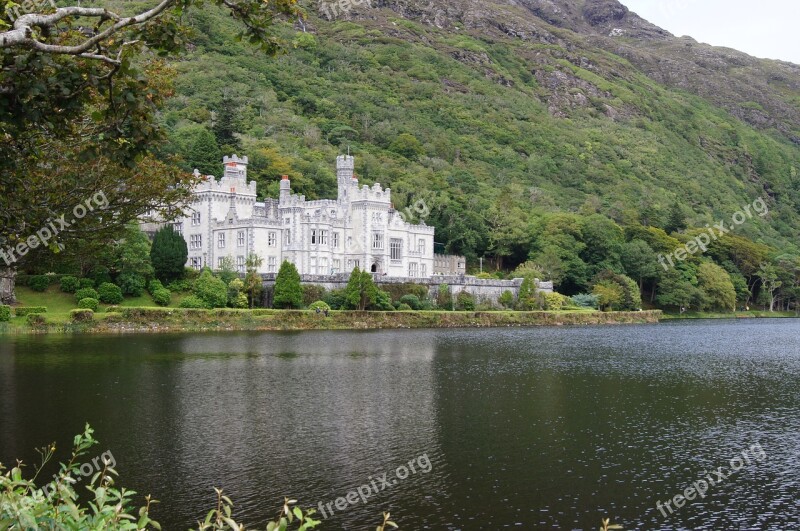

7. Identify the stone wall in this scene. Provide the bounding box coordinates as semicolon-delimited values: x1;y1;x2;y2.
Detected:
260;273;553;307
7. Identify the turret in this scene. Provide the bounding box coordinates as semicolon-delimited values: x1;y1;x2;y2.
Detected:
223;154;248;178
336;155;355;201
280;174;291;203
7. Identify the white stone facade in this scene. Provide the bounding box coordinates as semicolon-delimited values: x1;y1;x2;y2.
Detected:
168;155;435;277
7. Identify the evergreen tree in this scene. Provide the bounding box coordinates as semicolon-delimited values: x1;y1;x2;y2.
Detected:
213;95;241;152
665;201;688;234
150;225;188;283
273;261;303;309
343;267;378;310
187;128;222;176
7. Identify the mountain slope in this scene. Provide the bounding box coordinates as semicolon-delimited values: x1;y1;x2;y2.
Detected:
157;0;800;267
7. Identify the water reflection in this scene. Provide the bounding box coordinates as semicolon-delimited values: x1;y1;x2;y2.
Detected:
1;322;799;529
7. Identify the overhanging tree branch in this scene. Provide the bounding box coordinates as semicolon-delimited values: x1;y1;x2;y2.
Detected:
0;0;173;58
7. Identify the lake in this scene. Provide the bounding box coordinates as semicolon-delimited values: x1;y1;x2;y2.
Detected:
1;320;799;530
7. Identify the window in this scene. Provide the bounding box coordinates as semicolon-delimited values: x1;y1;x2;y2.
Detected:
311;229;317;244
321;257;329;274
332;259;341;274
191;211;201;226
372;232;384;250
268;231;276;247
332;233;340;248
217;233;225;248
319;230;327;245
347;259;360;271
190;234;202;250
285;229;291;244
268;256;277;272
310;256;318;274
390;238;402;260
409;262;418;277
217;257;225;268
172;223;183;235
284;218;290;225
237;231;245;247
421;263;427;278
418;238;426;254
237;256;245;272
190;257;202;270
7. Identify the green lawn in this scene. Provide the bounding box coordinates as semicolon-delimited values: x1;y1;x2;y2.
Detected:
14;285;191;313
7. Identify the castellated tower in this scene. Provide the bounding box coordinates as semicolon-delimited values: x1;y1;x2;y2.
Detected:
279;174;291;203
336;154;355;202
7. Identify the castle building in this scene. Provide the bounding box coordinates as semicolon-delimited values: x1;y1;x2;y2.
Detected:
165;155;435;277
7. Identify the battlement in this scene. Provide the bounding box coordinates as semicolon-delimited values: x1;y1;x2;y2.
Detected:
192;167;257;197
348;180;392;203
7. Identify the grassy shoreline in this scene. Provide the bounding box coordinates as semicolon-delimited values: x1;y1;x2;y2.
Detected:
0;307;663;335
660;310;797;320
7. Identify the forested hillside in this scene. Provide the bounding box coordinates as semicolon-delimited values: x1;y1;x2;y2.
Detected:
126;0;800;307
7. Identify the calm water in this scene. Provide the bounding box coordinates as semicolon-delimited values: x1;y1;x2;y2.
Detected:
1;320;799;530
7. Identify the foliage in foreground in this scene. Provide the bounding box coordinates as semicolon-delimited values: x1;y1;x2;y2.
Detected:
0;425;396;530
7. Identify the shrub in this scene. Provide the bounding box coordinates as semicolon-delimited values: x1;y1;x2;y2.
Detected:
70;309;94;322
152;288;171;307
59;276;80;293
323;289;347;310
571;293;599;309
192;269;228;308
78;298;99;311
309;300;331;312
0;305;10;322
399;294;422;310
75;288;98;302
232;293;248;308
543;292;570;311
456;290;475;311
97;283;124;304
79;278;95;289
302;284;327;306
179;295;208;309
397;303;413;311
117;273;146;297
498;290;515;309
14;306;47;316
148;279;165;294
105;306;122;312
26;313;46;326
166;278;192;293
28;275;50;292
381;282;429;302
368;289;394;311
88;267;112;286
436;284;453;310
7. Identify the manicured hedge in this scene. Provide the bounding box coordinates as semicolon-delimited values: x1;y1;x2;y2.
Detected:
70;309;94;322
14;306;47;316
26;313;46;326
78;298;99;311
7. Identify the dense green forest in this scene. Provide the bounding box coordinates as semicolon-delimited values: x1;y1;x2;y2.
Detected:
12;0;800;312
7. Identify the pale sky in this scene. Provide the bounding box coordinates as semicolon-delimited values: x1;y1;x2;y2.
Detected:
619;0;800;64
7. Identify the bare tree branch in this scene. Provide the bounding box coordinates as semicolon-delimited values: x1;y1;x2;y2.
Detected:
0;0;174;59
